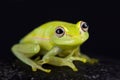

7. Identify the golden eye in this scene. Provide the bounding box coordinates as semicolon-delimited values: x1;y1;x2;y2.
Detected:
81;22;89;32
55;26;65;38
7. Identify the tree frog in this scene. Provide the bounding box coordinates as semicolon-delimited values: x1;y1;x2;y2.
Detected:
11;21;97;73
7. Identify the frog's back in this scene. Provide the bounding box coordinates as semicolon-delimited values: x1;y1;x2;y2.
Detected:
20;21;74;44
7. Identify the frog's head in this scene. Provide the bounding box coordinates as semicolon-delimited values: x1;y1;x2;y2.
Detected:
50;21;89;47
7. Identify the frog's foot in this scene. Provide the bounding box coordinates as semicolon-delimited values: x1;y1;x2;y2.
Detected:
33;58;51;73
31;63;51;73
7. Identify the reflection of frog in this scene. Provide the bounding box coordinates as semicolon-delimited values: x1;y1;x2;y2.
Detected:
11;21;97;73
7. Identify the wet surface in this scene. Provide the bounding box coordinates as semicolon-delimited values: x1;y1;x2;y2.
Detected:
0;57;120;80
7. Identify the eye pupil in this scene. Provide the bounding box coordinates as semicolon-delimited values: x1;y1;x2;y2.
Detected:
56;29;63;34
82;23;88;28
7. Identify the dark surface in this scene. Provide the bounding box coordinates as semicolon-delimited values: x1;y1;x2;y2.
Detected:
0;56;120;80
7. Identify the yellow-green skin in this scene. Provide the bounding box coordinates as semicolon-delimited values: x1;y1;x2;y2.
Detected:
11;21;97;73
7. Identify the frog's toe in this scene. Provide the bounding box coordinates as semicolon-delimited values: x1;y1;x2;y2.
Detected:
64;60;78;71
88;58;99;64
38;68;51;73
69;64;78;71
72;66;78;71
32;66;37;71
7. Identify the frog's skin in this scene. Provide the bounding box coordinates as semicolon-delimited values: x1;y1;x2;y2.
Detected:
11;21;97;73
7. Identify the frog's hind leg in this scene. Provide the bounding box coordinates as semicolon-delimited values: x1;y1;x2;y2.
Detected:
45;56;78;71
11;43;51;73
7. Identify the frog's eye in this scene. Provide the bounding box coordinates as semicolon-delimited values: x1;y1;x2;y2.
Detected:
55;27;65;38
81;22;89;32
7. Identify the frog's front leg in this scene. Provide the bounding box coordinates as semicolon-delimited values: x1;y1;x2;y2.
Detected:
38;47;78;71
11;43;51;73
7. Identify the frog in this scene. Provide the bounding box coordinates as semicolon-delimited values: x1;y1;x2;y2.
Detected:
11;20;98;73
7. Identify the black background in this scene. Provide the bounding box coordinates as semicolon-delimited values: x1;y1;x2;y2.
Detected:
1;0;120;60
